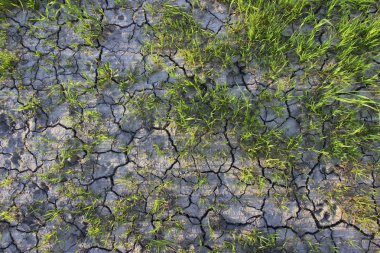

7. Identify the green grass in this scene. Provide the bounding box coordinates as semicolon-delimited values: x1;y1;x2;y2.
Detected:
0;0;38;11
145;0;379;162
0;50;16;81
141;1;380;240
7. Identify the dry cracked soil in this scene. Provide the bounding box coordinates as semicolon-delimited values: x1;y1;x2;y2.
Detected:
0;0;380;252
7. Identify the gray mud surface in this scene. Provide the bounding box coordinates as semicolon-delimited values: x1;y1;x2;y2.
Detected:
0;0;379;252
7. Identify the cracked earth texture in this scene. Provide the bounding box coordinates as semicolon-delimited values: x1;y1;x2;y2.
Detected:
0;0;380;252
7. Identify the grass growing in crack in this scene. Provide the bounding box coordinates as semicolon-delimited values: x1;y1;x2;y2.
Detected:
119;65;142;90
146;239;175;253
167;80;242;132
0;51;16;80
28;0;105;47
304;95;380;162
290;17;333;64
97;62;119;88
61;81;85;109
159;74;305;169
327;178;380;235
0;209;17;222
227;229;279;252
15;95;41;117
0;26;17;81
38;229;59;252
144;3;238;75
228;0;307;70
0;0;38;11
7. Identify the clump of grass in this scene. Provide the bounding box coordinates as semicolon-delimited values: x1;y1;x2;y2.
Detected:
144;3;238;75
166;80;242;132
159;75;303;170
0;50;16;81
0;27;16;81
229;229;279;252
15;95;41;118
29;0;105;46
326;177;379;235
0;0;38;11
228;0;309;71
